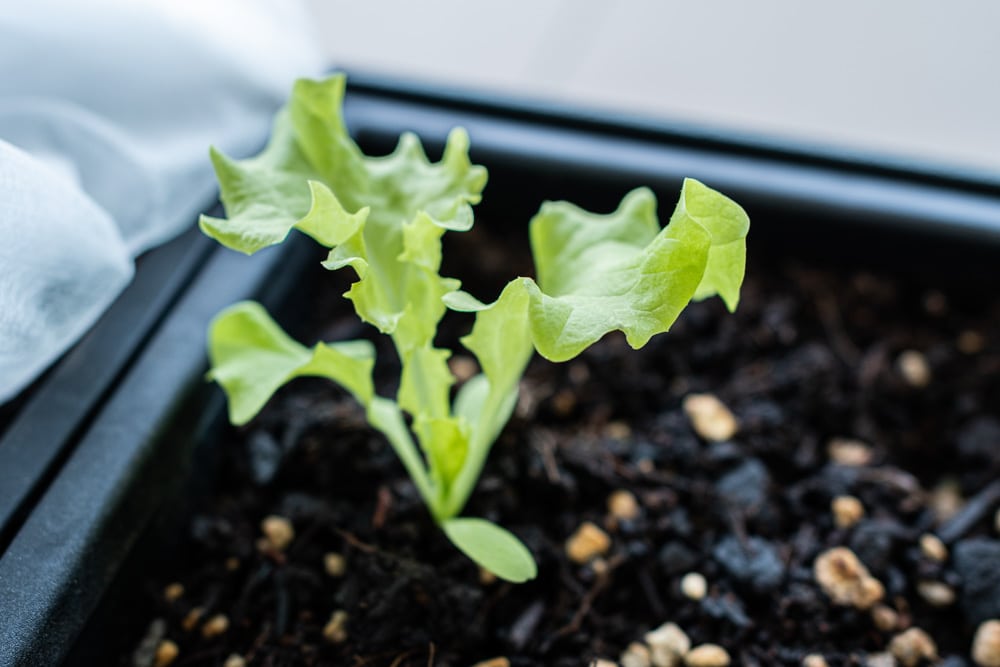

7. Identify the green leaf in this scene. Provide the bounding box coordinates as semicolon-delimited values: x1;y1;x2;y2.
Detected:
207;301;375;425
414;415;470;493
526;179;749;361
198;111;320;254
441;517;537;583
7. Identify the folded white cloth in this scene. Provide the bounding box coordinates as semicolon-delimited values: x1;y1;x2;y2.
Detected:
0;0;326;402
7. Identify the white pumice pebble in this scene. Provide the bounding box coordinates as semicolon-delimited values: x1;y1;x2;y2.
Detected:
620;642;653;667
897;350;931;388
323;610;349;644
814;547;885;610
680;572;708;600
972;620;1000;667
260;515;294;552
802;655;829;667
566;521;612;564
919;534;948;562
864;652;896;667
323;552;347;577
871;604;900;633
163;582;184;602
201;613;229;639
889;627;937;667
154;640;179;667
605;421;632;440
827;438;874;466
682;394;738;441
644;622;690;667
448;354;478;383
930;478;964;524
916;580;955;607
684;644;731;667
832;495;865;528
608;490;641;522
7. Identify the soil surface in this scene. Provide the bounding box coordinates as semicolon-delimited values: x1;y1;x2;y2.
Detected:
125;226;1000;667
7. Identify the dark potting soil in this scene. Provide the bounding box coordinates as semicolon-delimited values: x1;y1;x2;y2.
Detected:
124;225;1000;667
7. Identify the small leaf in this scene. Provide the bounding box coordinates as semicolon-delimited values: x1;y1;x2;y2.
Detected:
441;517;537;583
526;179;749;361
207;301;375;425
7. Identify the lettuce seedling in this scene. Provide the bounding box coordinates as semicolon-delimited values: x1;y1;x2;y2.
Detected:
201;74;749;583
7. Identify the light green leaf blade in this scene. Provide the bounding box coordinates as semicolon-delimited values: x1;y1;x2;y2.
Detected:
397;345;453;419
207;301;375;425
414;415;470;492
287;76;367;203
678;178;750;311
526;179;749;361
531;187;660;297
199;111;320;254
441;517;537;583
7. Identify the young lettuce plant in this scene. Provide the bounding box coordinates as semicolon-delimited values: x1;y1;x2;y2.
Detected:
201;74;749;583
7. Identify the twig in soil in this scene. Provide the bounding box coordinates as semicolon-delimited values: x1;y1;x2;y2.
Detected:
427;643;436;667
857;343;889;389
856;467;925;512
937;478;1000;543
388;647;421;667
637;566;666;619
232;563;275;628
811;287;861;367
352;649;414;667
336;528;378;554
273;569;290;637
509;599;546;650
372;485;393;530
245;622;274;666
335;528;440;584
531;430;562;484
607;452;694;493
550;554;626;643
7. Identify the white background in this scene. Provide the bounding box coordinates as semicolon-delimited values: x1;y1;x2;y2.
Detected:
306;0;1000;178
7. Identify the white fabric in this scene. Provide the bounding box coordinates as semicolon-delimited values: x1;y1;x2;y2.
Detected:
0;0;325;402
